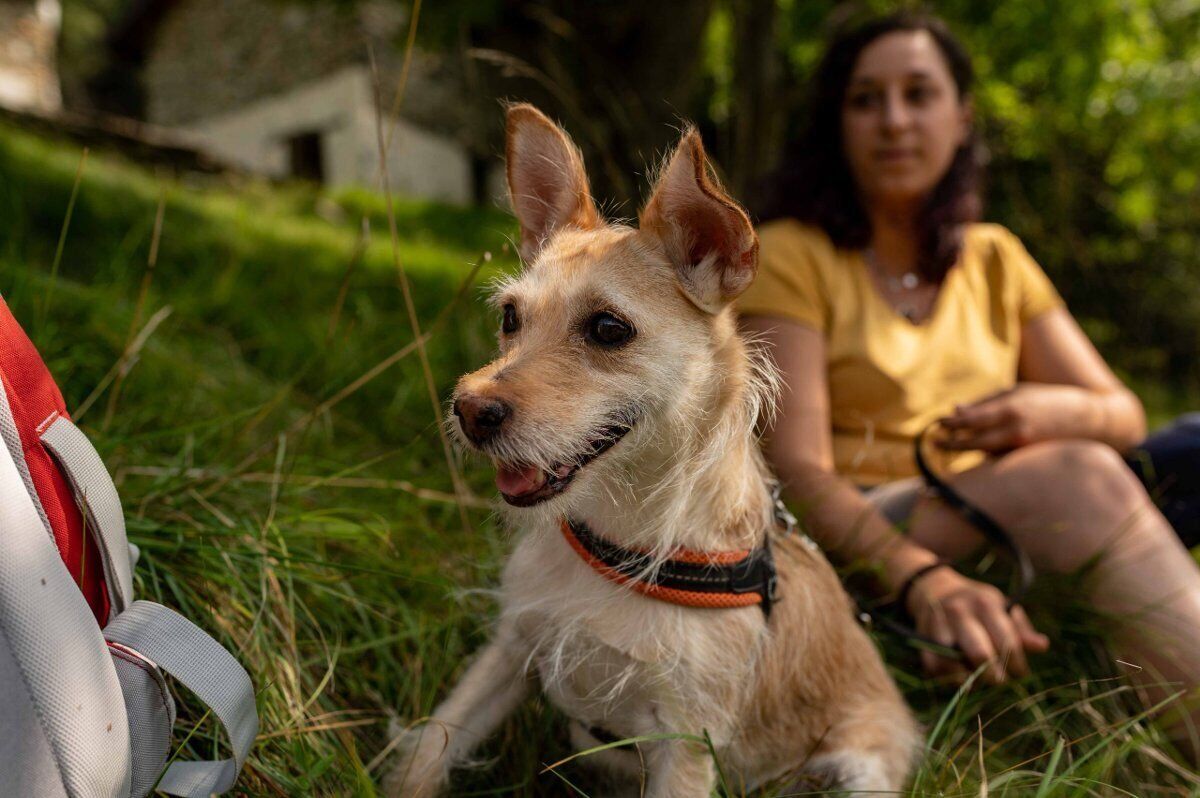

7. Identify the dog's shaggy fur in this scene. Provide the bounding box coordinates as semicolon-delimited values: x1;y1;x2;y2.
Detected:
385;104;919;797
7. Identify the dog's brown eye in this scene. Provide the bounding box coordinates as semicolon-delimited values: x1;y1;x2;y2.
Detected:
587;312;634;347
501;303;519;334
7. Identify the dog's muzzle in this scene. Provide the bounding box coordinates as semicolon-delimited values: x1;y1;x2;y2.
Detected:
494;418;636;507
453;388;638;506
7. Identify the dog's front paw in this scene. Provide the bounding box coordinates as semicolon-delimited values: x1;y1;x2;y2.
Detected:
382;759;448;798
381;720;453;798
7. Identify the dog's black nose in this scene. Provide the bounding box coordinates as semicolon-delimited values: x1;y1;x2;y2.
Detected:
454;395;511;445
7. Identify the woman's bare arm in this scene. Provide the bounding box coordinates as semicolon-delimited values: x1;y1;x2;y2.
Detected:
1018;308;1146;446
742;313;1049;684
940;308;1146;453
741;314;940;591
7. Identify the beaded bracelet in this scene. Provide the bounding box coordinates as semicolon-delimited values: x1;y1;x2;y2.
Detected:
895;560;951;615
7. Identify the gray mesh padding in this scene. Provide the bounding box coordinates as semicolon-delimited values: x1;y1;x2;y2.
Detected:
110;645;176;798
0;630;69;796
0;379;132;797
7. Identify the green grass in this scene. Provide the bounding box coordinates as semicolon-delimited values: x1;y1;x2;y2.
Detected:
1;121;1198;796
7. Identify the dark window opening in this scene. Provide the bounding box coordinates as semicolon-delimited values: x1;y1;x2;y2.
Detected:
287;131;325;183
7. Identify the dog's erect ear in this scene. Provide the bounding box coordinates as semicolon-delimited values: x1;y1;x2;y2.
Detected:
505;103;601;263
639;129;758;313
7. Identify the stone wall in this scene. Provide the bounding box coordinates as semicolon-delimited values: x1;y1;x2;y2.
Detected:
192;64;474;203
137;0;481;201
142;0;465;139
0;0;61;113
143;0;368;127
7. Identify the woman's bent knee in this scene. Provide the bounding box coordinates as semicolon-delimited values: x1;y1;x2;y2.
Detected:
979;440;1156;573
1011;440;1144;510
914;440;1169;573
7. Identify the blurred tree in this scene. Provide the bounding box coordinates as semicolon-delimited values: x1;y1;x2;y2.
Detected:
58;0;130;111
51;0;1200;388
315;0;717;207
466;1;718;208
935;0;1200;387
705;0;1200;389
727;0;782;196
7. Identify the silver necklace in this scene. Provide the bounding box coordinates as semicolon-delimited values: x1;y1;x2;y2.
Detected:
864;247;922;290
863;248;928;322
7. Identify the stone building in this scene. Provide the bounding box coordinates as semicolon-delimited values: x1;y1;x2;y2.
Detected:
0;0;62;113
110;0;485;203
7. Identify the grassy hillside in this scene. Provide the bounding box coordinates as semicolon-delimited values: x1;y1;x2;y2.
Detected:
1;123;1195;796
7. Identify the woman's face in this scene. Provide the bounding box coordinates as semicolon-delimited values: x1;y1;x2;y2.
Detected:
841;30;971;213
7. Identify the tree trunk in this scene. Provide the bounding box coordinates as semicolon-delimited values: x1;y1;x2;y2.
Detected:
469;0;717;207
729;0;782;199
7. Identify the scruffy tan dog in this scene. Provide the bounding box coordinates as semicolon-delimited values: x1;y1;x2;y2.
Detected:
385;104;918;797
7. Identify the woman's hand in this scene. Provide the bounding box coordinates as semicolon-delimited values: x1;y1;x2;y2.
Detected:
906;566;1050;685
937;383;1092;453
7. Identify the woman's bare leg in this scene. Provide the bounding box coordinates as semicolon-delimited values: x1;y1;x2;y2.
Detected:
906;439;1200;761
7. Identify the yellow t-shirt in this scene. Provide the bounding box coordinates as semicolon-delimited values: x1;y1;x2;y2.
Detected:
737;220;1065;486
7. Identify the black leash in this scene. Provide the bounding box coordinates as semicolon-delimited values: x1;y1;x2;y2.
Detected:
912;422;1035;609
856;421;1036;662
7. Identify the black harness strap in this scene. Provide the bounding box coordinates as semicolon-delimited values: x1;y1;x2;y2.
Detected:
564;518;779;616
565;494;794;748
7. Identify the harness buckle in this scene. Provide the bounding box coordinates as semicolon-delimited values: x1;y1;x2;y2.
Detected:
757;538;779;615
771;482;797;536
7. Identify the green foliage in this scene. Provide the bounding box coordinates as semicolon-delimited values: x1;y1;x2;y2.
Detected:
0;120;521;795
61;0;1200;389
939;0;1200;385
753;0;1200;390
58;0;129;106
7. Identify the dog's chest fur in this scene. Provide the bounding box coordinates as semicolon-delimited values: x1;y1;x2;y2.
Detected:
500;520;768;741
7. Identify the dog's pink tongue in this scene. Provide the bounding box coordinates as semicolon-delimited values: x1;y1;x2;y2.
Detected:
496;464;547;497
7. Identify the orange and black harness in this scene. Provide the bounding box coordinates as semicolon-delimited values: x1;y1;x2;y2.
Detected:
561;426;1036;666
559;491;796;617
561;426;1036;664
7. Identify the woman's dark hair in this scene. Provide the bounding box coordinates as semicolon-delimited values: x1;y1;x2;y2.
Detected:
755;11;983;282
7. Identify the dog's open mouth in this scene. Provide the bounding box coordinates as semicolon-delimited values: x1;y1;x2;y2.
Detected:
494;420;634;507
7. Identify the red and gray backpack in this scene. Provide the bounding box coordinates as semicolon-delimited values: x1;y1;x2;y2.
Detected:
0;294;257;797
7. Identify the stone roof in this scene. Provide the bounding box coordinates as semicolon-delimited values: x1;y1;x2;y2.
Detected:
107;0;466;141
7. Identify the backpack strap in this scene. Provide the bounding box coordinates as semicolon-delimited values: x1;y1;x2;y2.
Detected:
0;294;109;621
0;376;133;797
104;601;258;798
40;415;134;620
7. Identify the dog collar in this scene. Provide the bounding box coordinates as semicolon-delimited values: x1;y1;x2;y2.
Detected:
560;516;780;616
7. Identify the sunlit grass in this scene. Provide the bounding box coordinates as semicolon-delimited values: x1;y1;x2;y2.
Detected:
1;121;1197;796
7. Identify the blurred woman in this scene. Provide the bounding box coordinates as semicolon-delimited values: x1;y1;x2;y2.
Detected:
737;11;1200;760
